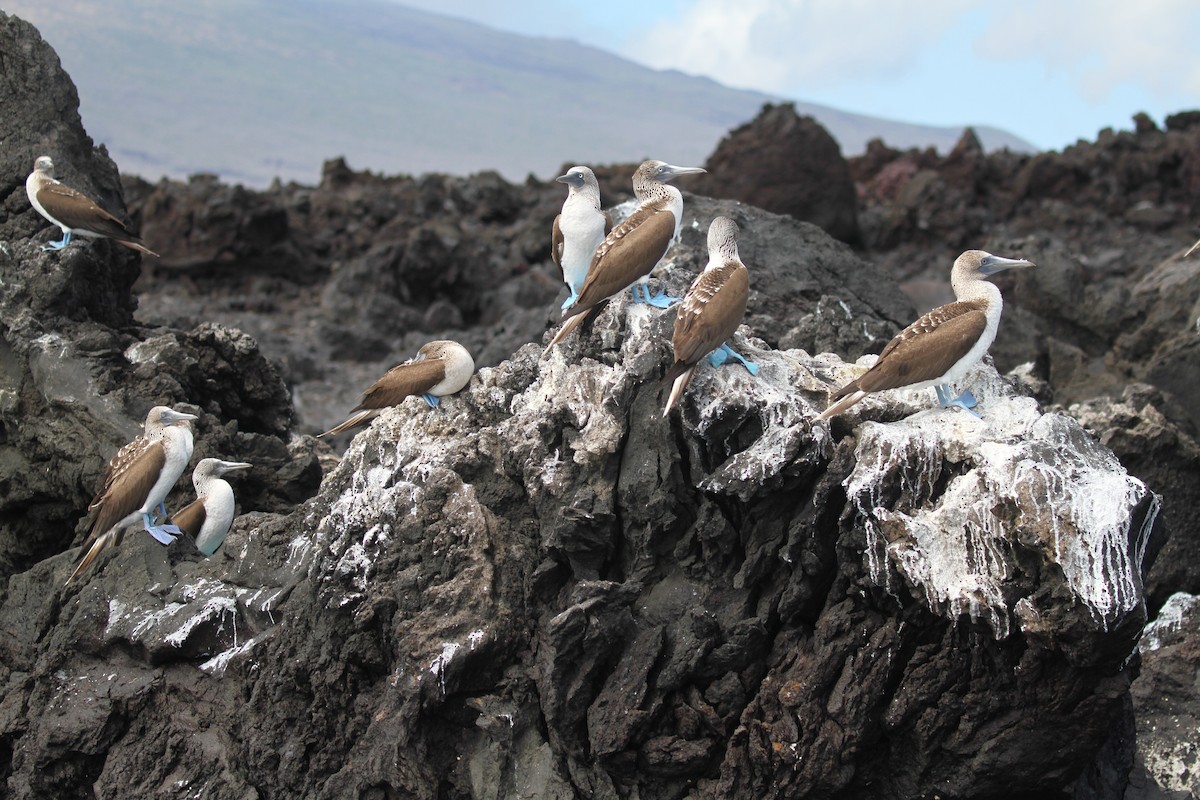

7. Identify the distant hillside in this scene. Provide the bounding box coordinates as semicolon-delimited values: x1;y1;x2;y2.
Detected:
6;0;1035;186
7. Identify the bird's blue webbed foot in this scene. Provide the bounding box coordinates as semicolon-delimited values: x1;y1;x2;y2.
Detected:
42;232;71;252
936;384;981;418
643;288;680;308
422;392;440;408
142;512;181;545
707;343;760;375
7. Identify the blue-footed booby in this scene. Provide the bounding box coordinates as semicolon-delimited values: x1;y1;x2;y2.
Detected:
26;156;158;257
65;406;197;585
663;216;758;416
546;160;706;349
319;340;475;437
818;250;1035;421
552;166;612;310
167;459;252;556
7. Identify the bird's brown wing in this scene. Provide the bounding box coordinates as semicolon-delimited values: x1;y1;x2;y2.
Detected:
551;214;564;276
168;497;208;541
356;358;447;410
37;183;130;237
90;433;148;513
834;302;989;398
37;183;157;256
670;262;749;371
564;204;675;320
86;441;167;538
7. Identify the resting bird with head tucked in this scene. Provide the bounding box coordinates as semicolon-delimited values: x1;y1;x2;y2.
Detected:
26;156;158;256
818;250;1035;421
319;340;475;437
546;159;705;350
663;216;758;416
66;406;197;585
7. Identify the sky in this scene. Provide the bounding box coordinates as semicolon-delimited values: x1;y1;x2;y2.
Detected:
390;0;1200;153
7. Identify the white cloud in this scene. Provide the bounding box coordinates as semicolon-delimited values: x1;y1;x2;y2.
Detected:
625;0;980;93
625;0;1200;106
979;0;1200;101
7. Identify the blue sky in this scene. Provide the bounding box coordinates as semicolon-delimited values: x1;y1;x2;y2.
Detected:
393;0;1200;152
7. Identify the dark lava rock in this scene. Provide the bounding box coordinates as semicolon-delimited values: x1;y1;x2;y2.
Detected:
125;168;913;439
1126;593;1200;799
0;12;1192;800
0;13;319;585
0;267;1163;798
693;103;861;244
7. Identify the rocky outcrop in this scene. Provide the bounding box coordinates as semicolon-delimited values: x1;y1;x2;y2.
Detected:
1127;593;1200;799
0;13;319;586
1;272;1162;797
0;11;1192;800
0;13;133;251
849;111;1200;633
693;103;861;244
125;167;913;439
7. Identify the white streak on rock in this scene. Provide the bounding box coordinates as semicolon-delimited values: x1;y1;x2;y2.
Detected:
845;366;1157;639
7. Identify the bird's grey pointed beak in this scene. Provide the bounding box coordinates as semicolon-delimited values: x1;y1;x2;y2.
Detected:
662;165;706;181
216;461;253;475
979;255;1035;275
163;409;199;423
555;173;572;184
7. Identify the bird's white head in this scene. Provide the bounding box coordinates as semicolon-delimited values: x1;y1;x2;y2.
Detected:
555;166;597;192
634;160;706;186
196;458;252;480
707;216;741;264
951;250;1035;299
955;250;1036;279
146;406;199;430
33;156;54;175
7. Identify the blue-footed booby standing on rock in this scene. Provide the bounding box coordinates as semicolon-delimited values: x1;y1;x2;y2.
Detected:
663;216;758;416
65;406;197;585
167;459;252;557
26;156;158;256
818;250;1035;421
552;166;612;310
546;160;706;350
319;340;475;437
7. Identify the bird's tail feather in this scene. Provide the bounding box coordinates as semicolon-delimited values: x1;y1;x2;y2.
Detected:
545;310;591;352
118;238;159;258
663;366;695;417
318;409;375;438
817;389;868;421
64;529;119;585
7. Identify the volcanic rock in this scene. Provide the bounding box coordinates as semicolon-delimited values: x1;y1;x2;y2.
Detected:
0;11;1192;800
1127;593;1200;799
2;270;1164;798
693;103;861;244
125;167;914;438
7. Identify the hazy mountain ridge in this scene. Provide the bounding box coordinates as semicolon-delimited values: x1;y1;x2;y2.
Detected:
7;0;1033;186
